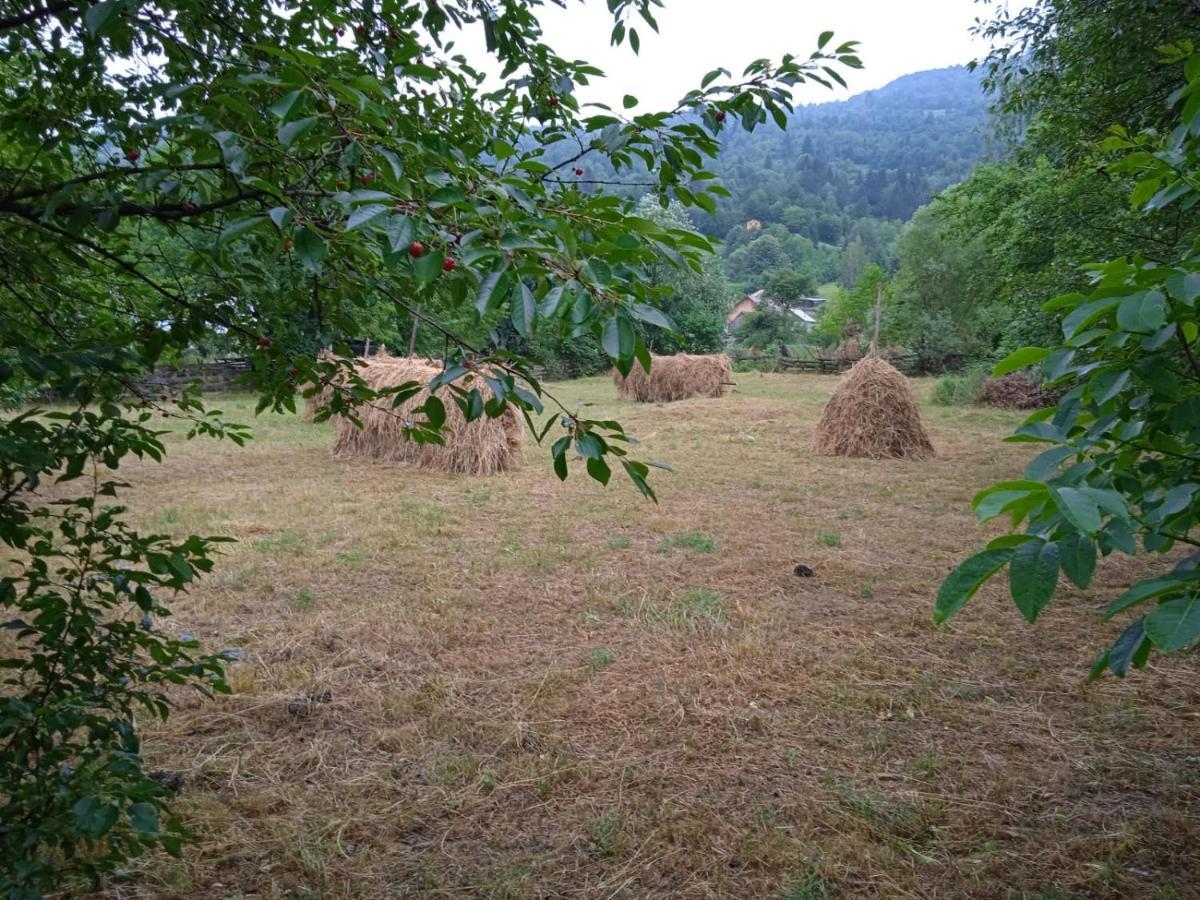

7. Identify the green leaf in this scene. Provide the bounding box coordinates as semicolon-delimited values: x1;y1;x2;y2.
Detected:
218;215;266;245
992;346;1050;377
586;455;612;485
934;548;1015;623
1089;618;1150;680
1145;595;1200;651
576;432;604;460
72;797;119;838
1105;571;1200;618
1057;533;1096;589
1116;290;1167;333
269;89;304;120
128;802;159;834
818;30;834;48
1009;539;1059;623
1025;446;1075;481
85;0;122;35
268;206;293;231
1050;486;1101;535
551;435;570;480
629;303;675;330
278;116;318;148
413;250;445;284
476;268;510;314
293;227;324;275
346;203;390;231
511;283;535;338
623;94;638;109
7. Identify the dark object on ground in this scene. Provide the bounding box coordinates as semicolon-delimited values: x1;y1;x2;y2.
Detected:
148;769;185;793
978;372;1063;409
794;564;814;577
288;689;333;719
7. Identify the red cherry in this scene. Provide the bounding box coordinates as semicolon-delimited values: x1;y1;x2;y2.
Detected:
182;201;197;213
258;337;271;348
409;241;426;257
547;95;559;107
442;257;456;272
288;367;299;377
126;149;140;162
335;27;344;36
714;110;726;123
287;381;296;390
574;168;583;176
360;172;374;185
355;24;365;36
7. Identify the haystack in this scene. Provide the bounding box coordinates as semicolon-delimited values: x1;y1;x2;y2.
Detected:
812;356;935;459
612;353;732;403
332;356;523;475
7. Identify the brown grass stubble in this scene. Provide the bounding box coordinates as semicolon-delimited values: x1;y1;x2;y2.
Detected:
102;374;1200;899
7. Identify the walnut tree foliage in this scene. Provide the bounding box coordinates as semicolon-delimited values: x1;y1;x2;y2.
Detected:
0;0;860;892
937;45;1200;677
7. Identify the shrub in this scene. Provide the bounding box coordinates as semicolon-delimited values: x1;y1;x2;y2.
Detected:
931;368;986;406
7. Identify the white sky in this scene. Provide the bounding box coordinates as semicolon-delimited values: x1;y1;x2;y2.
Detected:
453;0;1011;111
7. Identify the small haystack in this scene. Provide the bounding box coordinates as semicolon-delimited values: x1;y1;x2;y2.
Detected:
612;353;732;403
812;356;935;459
332;356;523;475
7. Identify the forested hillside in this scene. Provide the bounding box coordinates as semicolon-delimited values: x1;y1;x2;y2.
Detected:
708;65;990;291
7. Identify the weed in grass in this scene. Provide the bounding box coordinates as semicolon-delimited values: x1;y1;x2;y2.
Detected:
290;588;317;610
658;530;716;553
606;535;633;550
647;588;730;632
857;582;874;599
588;647;614;670
589;813;621;857
780;867;836;900
431;754;480;788
817;531;842;547
468;490;491;506
252;531;306;554
336;548;366;563
828;775;928;841
913;754;941;777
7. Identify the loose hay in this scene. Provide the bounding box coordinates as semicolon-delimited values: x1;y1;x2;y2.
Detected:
812;355;935;459
332;356;523;475
612;353;732;403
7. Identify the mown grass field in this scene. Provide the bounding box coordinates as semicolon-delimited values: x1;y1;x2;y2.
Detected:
108;374;1198;899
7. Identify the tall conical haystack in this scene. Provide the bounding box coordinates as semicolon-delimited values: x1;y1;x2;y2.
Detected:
332;356;523;475
812;356;935;459
612;353;732;403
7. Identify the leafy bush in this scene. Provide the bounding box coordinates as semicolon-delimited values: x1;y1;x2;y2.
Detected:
931;369;986;405
937;47;1200;676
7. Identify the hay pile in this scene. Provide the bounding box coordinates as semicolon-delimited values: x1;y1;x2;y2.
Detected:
812;356;935;459
612;353;732;403
332;356;523;475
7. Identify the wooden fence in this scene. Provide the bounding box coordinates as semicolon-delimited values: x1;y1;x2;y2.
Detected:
134;359;254;394
730;352;966;376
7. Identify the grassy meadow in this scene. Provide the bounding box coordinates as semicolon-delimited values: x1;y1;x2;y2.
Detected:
101;374;1198;898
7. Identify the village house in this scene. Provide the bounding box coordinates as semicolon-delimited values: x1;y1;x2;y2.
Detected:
725;289;825;333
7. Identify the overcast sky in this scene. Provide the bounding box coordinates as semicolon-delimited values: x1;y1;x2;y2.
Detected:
457;0;1009;111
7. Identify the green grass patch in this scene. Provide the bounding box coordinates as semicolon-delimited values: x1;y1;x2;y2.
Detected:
658;531;716;554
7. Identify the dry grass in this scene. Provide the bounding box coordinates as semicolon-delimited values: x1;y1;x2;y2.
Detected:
813;356;936;460
613;353;732;403
330;355;522;475
97;374;1198;899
